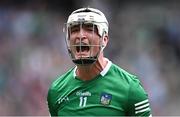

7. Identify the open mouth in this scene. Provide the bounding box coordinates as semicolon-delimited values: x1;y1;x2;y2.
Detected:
76;45;90;53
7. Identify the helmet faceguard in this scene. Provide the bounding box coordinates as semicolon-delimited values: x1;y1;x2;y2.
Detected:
63;7;109;65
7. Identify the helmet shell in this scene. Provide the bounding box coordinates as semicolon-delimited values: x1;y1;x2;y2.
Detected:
67;7;108;37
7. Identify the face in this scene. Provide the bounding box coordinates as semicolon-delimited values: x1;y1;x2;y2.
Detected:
68;23;102;60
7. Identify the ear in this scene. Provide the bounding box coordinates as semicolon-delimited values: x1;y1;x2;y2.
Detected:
103;34;109;47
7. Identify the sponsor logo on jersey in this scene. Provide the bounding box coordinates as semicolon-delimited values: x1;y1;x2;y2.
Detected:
76;91;91;97
100;92;112;105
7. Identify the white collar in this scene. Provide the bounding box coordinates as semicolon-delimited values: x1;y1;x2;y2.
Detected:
73;58;112;78
100;58;112;76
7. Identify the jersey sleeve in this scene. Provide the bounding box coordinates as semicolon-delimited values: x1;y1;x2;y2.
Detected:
127;77;152;116
47;87;58;116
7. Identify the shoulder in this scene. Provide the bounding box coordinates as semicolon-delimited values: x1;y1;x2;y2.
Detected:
111;64;147;98
49;67;75;92
110;63;139;84
47;67;75;99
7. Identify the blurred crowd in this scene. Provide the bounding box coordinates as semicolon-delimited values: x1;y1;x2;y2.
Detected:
0;0;180;116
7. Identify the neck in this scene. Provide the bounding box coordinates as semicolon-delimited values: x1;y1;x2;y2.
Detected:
76;56;108;81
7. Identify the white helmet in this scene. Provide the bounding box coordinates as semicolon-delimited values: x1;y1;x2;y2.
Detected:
67;7;108;36
64;7;109;65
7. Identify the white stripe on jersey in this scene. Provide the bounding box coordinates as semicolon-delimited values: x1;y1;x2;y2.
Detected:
135;99;148;106
135;103;149;110
135;107;150;114
135;99;150;114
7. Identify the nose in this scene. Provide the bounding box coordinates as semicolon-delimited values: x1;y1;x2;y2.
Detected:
76;28;87;40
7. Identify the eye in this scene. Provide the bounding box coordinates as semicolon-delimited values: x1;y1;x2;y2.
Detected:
86;27;94;31
70;25;80;33
84;24;95;32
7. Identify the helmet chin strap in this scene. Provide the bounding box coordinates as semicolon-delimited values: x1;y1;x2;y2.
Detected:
72;56;98;65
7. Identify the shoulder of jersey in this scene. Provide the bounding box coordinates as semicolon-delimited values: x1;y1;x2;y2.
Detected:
50;67;74;89
111;63;139;83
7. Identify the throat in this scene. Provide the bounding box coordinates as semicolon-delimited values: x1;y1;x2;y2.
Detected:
75;57;108;81
76;65;101;81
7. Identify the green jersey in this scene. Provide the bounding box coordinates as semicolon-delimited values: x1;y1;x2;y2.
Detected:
47;60;151;116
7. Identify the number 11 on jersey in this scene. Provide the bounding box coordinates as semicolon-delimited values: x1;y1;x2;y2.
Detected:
79;96;87;107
